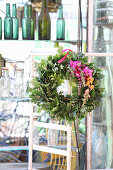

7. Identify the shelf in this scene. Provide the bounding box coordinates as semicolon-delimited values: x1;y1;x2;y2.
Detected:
0;40;78;45
0;97;31;102
0;146;29;151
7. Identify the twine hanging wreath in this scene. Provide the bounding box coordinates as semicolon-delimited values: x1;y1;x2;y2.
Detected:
29;47;104;123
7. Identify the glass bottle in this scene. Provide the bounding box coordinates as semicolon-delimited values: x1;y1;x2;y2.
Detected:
14;68;24;98
22;4;31;40
1;67;10;98
12;4;19;40
0;17;2;39
28;5;34;40
38;0;51;40
4;3;13;39
56;4;65;40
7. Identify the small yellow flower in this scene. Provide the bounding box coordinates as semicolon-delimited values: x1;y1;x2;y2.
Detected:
86;81;90;85
86;76;94;85
85;76;94;90
89;85;94;90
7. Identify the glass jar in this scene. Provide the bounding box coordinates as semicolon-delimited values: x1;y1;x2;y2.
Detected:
14;68;24;98
1;67;10;98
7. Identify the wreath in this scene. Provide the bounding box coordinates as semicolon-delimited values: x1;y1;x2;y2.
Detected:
29;47;104;123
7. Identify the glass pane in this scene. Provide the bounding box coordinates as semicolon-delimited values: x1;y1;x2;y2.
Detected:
92;56;113;169
92;0;113;168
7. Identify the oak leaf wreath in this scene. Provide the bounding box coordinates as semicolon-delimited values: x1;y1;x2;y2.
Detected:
29;47;104;123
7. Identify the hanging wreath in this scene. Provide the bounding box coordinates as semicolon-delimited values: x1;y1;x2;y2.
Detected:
29;47;104;123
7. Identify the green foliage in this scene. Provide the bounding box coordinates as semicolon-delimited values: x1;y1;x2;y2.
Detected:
29;48;104;123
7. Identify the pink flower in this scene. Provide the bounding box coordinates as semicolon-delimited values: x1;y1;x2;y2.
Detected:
84;88;90;98
70;61;94;88
70;61;81;68
82;67;93;77
70;61;82;78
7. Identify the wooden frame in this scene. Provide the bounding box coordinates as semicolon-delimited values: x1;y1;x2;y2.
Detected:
28;119;72;170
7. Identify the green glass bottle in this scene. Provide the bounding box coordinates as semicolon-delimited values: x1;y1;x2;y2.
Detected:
56;4;65;40
4;3;13;39
12;4;19;40
0;17;2;39
38;0;51;40
22;4;31;40
28;5;34;40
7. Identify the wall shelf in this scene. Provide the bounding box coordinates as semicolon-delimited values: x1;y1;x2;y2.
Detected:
0;40;78;45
